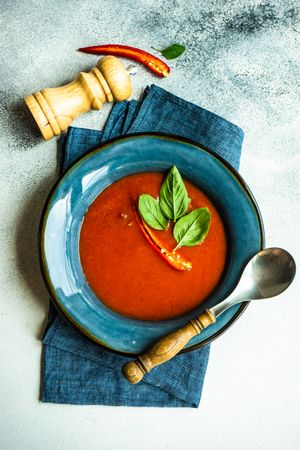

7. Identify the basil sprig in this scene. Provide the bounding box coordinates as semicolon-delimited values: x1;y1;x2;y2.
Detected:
173;208;211;250
138;194;168;230
159;166;190;222
138;166;211;252
153;44;186;60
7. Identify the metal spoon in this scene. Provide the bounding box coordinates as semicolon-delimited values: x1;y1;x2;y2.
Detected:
123;248;296;384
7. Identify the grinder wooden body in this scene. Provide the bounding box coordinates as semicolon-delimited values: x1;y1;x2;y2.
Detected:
24;56;132;140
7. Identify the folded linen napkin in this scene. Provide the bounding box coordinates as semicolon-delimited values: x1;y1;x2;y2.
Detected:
42;84;244;407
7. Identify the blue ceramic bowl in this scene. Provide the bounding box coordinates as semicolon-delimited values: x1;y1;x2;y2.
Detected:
40;133;264;354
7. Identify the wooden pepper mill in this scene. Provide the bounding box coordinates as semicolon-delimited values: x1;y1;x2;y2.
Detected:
24;56;132;140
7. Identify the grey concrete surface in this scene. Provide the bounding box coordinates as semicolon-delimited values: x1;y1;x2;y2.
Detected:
0;1;300;450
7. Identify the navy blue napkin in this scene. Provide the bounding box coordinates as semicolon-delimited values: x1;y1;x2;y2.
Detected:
42;85;244;407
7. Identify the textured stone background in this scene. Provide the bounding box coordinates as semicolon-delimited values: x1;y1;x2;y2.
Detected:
0;1;299;449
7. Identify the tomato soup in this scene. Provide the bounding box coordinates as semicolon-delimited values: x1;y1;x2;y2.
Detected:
79;172;227;321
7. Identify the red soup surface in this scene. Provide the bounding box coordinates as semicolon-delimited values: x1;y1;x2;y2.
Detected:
80;172;227;321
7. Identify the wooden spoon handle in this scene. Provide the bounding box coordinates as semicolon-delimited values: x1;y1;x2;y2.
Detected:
122;310;216;384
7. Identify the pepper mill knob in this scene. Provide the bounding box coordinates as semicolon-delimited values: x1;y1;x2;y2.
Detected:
24;56;132;140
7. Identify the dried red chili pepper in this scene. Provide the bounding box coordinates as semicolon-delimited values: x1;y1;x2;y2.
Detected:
133;204;192;271
78;44;170;78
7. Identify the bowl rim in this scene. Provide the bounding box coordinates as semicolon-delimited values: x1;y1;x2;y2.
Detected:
39;132;265;355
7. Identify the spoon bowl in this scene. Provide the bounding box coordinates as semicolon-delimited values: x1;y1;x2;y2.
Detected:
211;248;296;317
245;247;296;299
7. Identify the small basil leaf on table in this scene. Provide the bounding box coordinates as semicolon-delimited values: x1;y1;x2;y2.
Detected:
138;194;169;230
159;166;190;222
154;44;186;60
173;207;211;250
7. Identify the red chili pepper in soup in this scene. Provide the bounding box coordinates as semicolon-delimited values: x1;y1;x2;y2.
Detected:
133;205;192;271
78;44;170;77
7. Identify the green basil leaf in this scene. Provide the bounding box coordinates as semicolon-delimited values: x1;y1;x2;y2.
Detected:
159;166;190;222
173;207;211;249
159;44;186;60
138;194;169;230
